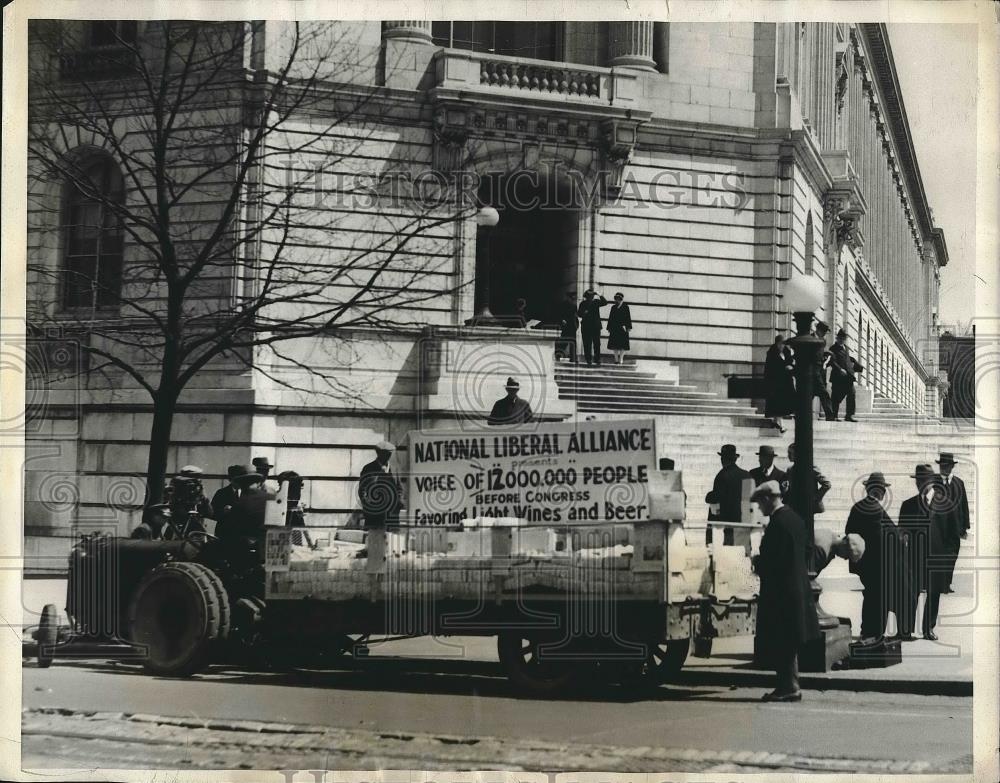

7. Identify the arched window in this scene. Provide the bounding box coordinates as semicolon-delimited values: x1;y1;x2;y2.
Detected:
61;154;125;310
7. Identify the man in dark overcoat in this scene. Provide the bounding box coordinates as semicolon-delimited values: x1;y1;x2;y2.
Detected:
215;467;267;538
845;472;896;641
556;291;579;363
936;451;970;592
706;443;750;545
898;463;959;641
487;377;533;426
211;464;246;521
577;289;609;366
812;321;836;421
751;480;820;702
782;443;831;516
358;441;403;529
829;328;859;422
749;444;786;487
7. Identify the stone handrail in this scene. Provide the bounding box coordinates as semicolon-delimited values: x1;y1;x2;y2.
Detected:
434;49;634;106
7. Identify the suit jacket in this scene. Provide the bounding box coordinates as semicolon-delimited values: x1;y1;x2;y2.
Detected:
845;498;895;584
899;487;960;559
755;505;821;653
211;484;239;521
577;296;608;333
829;342;856;383
709;463;750;523
215;485;267;537
558;300;579;336
749;465;787;487
938;473;970;536
606;302;632;333
358;459;403;528
487;395;533;426
782;464;831;515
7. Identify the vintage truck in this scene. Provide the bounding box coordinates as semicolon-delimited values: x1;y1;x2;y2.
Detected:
28;418;761;694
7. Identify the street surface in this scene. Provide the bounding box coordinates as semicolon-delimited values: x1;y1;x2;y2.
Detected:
21;638;972;773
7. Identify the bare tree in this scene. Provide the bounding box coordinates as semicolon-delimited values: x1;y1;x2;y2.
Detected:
27;20;474;511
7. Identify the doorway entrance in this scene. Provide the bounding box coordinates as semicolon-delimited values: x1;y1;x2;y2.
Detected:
474;173;581;326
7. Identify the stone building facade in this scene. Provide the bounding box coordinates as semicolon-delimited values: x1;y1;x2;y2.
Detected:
24;20;949;550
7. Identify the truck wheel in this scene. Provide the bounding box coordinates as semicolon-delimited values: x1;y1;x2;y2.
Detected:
36;604;58;668
127;561;230;677
497;632;580;696
642;637;690;684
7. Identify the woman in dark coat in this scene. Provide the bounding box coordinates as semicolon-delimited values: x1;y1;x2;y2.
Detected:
606;292;632;364
751;480;820;702
763;334;795;432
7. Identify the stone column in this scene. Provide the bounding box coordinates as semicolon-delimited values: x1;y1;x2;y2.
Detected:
382;21;433;44
608;21;657;72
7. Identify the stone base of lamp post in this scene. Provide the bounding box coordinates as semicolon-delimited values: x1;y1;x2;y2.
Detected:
799;584;853;672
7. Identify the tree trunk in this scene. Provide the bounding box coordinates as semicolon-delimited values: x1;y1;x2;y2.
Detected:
143;389;179;512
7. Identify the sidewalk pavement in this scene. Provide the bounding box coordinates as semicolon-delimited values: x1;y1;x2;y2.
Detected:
21;556;973;696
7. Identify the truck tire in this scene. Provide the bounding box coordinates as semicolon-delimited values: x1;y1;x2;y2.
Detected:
497;632;581;696
127;561;230;677
643;637;690;683
36;604;58;668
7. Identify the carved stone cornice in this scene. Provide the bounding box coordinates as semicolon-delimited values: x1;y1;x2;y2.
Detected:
820;150;868;254
599;118;642;194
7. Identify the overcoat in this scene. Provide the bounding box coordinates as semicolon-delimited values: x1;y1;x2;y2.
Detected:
898;489;960;591
844;498;895;585
487;394;533;426
577;296;608;334
606;302;632;350
763;343;796;417
358;459;403;528
754;505;821;658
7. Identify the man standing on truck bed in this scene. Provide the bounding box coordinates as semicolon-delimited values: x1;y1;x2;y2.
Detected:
487;377;533;426
359;441;403;528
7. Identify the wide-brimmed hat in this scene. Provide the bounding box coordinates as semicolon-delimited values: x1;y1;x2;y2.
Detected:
936;452;957;465
232;468;264;485
227;464;248;480
750;480;782;501
910;463;935;480
863;471;891;487
252;456;273;469
374;440;396;453
718;444;739;459
505;377;520;390
756;445;776;458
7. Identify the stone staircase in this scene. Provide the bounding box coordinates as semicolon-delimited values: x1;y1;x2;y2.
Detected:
854;392;925;422
554;361;766;419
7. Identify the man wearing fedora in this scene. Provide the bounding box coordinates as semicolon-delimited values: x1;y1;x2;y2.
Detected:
577;289;610;366
812;321;837;421
487;377;533;426
358;441;404;529
215;466;267;538
783;443;831;517
898;463;957;641
936;452;970;593
751;480;820;702
829;328;860;422
749;445;786;487
706;444;750;545
211;464;247;521
846;472;897;642
252;456;273;481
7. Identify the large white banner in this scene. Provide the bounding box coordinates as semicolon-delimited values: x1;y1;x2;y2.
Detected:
407;419;658;526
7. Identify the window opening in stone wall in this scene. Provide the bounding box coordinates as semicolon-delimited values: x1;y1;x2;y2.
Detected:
431;21;562;62
61;154;125;311
804;212;815;275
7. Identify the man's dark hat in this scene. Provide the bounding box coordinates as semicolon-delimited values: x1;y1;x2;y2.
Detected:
227;464;248;480
936;452;957;465
836;328;849;339
756;445;776;458
252;456;273;469
505;377;520;390
718;444;739;458
583;289;596;297
232;468;264;485
815;320;830;332
863;471;890;487
910;463;935;479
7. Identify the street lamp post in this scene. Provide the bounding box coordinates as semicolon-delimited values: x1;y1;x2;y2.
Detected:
782;272;852;672
466;206;502;326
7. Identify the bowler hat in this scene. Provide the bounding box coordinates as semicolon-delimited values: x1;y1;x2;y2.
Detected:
374;440;396;453
863;471;890;487
756;445;776;458
910;463;935;479
750;480;782;501
936;452;957;465
505;377;520;390
718;444;739;458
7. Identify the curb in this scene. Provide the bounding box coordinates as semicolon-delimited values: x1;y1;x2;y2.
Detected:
676;668;972;697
